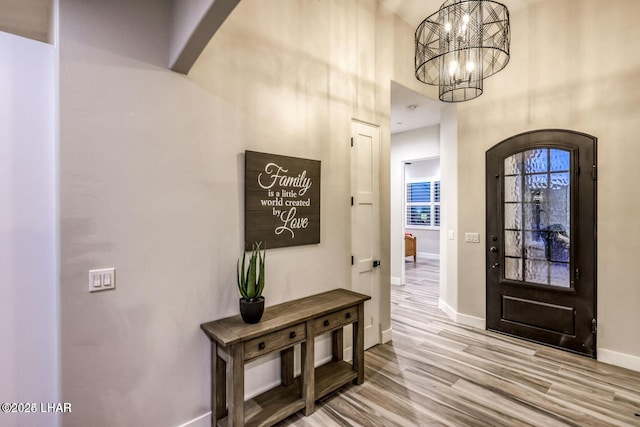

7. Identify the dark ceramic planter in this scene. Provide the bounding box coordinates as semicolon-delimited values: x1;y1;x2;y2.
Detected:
239;296;265;324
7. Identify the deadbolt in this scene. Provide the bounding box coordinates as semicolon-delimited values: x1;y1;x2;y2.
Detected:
490;246;498;253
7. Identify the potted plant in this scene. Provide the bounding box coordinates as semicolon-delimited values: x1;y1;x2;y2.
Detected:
237;242;266;323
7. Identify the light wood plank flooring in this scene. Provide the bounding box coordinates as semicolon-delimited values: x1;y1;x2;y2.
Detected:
279;259;640;426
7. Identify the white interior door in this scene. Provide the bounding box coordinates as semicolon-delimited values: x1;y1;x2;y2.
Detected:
351;120;381;350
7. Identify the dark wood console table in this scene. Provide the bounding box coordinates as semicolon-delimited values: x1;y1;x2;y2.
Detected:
200;288;371;427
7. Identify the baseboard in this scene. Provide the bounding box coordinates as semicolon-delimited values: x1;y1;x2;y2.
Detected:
417;252;440;260
343;346;353;362
457;312;486;329
391;276;401;285
597;348;640;373
176;412;211;427
438;298;457;321
438;298;485;329
381;327;392;343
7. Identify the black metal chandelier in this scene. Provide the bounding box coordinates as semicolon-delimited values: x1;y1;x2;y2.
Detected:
415;0;510;102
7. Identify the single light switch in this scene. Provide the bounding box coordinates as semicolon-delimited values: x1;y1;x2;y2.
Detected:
92;273;102;288
448;230;455;240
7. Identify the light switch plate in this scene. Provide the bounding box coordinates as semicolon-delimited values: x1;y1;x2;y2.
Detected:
465;232;480;243
89;268;115;292
448;230;455;240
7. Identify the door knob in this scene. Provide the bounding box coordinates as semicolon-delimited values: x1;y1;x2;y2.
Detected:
490;246;498;253
373;260;381;268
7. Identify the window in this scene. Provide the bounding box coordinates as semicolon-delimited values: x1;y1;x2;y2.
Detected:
406;178;440;228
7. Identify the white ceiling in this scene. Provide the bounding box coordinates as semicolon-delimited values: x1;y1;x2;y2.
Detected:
0;0;52;43
391;82;442;135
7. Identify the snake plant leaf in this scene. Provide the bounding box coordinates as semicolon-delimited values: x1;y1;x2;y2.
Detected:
257;243;265;297
247;245;257;299
237;258;248;299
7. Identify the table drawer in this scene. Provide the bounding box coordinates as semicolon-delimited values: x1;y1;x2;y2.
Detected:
313;306;358;335
244;323;306;361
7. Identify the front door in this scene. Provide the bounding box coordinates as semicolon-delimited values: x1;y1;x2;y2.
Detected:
351;120;381;350
486;129;597;357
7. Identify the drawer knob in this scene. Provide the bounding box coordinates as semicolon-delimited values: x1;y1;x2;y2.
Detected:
258;342;265;350
345;312;352;319
289;331;296;339
323;320;330;327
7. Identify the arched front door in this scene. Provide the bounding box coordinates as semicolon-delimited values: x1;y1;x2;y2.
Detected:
486;129;597;357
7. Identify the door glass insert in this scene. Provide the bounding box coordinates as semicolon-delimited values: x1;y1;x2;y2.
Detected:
503;148;571;287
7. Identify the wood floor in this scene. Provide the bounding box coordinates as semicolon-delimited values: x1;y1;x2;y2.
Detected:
279;258;640;426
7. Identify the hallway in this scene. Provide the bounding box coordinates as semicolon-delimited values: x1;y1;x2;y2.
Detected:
281;258;640;426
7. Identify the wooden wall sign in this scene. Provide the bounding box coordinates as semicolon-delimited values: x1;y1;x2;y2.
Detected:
245;151;321;250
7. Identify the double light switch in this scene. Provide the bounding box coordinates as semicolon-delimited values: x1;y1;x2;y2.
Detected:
89;268;116;292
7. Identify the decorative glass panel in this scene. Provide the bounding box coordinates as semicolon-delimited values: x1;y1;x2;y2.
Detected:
504;203;521;230
504;231;522;258
550;263;570;286
503;148;571;288
547;225;570;262
524;149;548;173
550;149;570;172
549;173;570;230
504;152;522;175
525;259;549;285
524;232;547;260
504;175;522;202
524;174;548;202
505;257;523;281
524;202;549;234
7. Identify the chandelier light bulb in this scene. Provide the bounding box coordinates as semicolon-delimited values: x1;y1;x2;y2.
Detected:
466;61;475;72
463;14;470;24
444;22;452;32
448;61;458;76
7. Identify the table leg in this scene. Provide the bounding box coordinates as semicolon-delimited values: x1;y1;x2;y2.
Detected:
331;328;343;361
212;343;227;424
353;303;365;385
303;321;315;415
280;347;295;387
227;343;244;426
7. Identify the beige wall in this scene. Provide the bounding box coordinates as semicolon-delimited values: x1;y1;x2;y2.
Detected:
59;0;422;425
456;0;640;365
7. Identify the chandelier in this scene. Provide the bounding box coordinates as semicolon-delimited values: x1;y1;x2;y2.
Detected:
415;0;510;102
